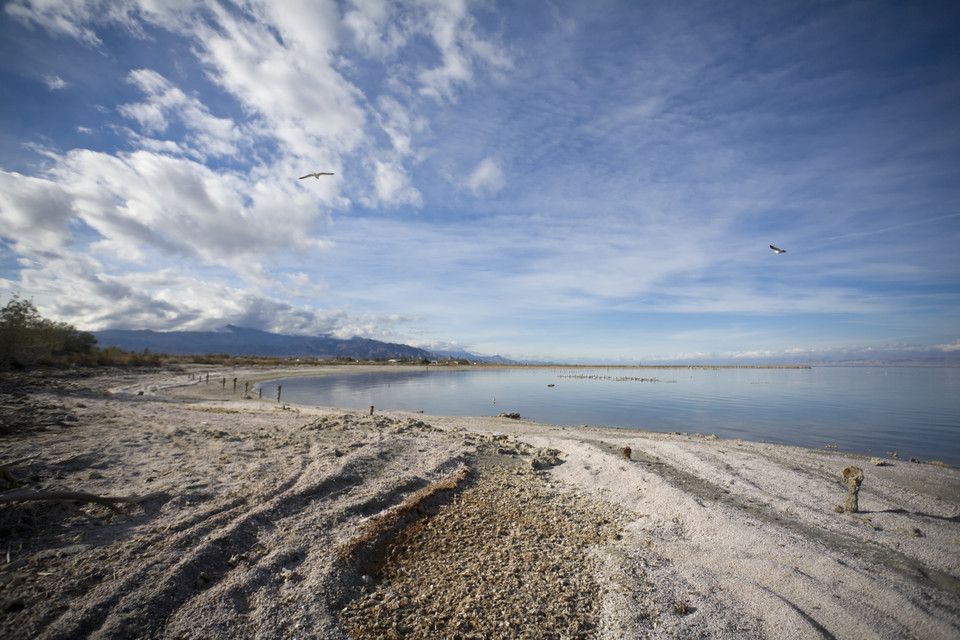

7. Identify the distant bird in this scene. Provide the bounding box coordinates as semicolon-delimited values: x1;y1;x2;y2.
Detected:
770;245;787;254
299;172;334;179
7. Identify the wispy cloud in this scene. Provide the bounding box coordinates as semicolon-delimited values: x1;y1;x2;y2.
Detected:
465;157;504;196
43;74;67;90
1;1;958;362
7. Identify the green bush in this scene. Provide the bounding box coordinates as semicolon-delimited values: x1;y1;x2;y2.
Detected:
0;294;97;369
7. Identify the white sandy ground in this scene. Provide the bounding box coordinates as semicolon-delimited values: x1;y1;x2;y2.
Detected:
1;364;958;639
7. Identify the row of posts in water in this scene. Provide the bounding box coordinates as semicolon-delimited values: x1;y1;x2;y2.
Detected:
186;372;376;414
188;372;281;401
555;374;664;382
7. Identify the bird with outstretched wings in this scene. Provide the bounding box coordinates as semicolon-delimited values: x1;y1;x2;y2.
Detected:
299;172;334;179
770;245;786;254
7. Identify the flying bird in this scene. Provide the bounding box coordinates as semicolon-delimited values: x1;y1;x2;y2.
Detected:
299;172;334;179
770;245;787;254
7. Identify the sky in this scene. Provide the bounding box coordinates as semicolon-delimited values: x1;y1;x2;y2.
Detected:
1;0;959;364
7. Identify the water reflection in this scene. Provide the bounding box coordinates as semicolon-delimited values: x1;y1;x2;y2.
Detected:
259;367;960;466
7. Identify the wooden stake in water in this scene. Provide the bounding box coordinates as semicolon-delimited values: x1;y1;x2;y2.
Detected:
277;385;282;402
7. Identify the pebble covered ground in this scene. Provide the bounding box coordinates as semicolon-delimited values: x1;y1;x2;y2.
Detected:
338;463;636;640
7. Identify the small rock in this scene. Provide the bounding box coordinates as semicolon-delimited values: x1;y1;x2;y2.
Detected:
871;458;887;466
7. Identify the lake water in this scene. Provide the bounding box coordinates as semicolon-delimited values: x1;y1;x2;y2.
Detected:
258;367;960;467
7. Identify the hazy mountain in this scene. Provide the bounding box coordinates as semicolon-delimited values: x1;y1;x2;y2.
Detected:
93;325;434;361
430;349;518;364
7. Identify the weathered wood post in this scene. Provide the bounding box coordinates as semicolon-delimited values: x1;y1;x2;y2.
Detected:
233;378;237;392
277;385;282;402
370;405;375;416
221;377;226;389
244;382;249;397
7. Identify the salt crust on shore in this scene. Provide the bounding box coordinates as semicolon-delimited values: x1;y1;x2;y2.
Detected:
1;365;958;639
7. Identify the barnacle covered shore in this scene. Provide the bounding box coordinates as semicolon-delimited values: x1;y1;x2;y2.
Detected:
1;365;958;639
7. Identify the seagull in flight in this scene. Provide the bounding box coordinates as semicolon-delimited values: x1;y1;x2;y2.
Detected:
770;245;787;254
299;172;334;179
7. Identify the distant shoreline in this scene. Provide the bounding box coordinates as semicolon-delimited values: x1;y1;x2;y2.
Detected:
466;363;813;369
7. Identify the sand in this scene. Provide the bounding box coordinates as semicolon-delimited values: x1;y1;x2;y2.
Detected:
1;364;958;639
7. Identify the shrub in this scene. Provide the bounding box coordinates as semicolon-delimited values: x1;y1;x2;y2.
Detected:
0;294;97;369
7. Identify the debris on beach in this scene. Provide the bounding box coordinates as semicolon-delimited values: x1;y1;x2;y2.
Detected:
530;447;564;470
840;465;864;513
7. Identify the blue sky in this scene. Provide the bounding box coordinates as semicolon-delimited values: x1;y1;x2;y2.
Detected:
1;0;958;364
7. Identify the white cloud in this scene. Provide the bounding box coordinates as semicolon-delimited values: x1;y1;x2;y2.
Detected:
465;156;504;196
4;1;957;362
24;148;333;280
4;0;201;45
118;68;243;158
193;2;369;160
4;0;509;339
370;158;422;207
5;0;104;45
0;171;74;254
416;0;512;101
375;95;427;157
43;74;67;90
6;0;512;213
281;272;329;298
7;249;421;339
932;339;960;353
344;0;402;58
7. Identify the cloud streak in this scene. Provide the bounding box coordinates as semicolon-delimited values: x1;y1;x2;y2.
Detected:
1;1;958;362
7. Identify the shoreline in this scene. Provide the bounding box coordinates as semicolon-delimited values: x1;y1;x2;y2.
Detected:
169;363;957;468
1;365;958;639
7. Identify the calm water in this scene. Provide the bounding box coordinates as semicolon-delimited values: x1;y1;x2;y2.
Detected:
259;367;960;466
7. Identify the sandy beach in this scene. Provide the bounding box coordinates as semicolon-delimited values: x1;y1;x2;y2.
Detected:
1;364;958;639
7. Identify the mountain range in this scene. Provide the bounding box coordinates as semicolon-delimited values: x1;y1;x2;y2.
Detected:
92;325;512;363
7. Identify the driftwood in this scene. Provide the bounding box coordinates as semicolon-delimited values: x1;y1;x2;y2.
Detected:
0;489;165;513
